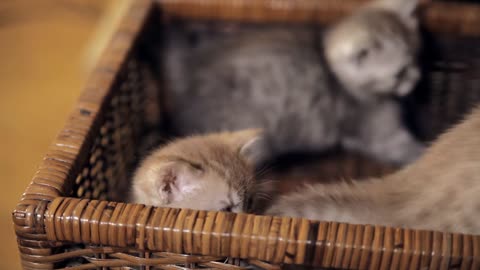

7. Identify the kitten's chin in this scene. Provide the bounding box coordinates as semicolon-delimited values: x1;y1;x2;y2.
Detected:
343;86;390;103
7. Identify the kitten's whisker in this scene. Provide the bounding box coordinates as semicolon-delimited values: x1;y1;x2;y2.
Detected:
255;162;277;178
256;191;273;198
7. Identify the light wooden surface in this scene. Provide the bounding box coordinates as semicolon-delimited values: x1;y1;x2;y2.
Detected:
0;1;119;268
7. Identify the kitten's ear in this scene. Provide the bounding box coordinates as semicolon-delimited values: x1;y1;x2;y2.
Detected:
233;129;270;165
154;161;203;204
368;0;418;28
240;136;268;165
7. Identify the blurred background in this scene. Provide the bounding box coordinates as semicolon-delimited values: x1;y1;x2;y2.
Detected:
0;1;128;268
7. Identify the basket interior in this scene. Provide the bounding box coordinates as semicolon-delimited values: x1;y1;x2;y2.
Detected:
70;4;480;205
27;2;480;269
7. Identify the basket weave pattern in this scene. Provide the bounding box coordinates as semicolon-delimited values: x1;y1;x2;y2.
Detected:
13;0;480;269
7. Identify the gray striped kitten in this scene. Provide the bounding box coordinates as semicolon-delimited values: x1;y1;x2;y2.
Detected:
160;0;423;165
266;105;480;235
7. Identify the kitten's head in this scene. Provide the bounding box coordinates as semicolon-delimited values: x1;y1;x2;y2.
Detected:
131;129;269;213
324;0;420;101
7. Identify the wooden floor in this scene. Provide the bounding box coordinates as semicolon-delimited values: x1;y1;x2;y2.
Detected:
0;1;117;268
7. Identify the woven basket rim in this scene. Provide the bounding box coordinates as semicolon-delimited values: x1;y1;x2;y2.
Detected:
13;0;480;269
156;0;480;36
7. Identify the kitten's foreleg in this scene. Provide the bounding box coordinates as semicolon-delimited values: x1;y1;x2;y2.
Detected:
342;101;424;165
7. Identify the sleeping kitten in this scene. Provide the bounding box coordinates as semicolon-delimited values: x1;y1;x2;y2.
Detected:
130;129;269;212
266;106;480;234
160;0;423;165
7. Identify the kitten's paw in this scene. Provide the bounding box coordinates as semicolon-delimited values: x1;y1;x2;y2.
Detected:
349;128;425;166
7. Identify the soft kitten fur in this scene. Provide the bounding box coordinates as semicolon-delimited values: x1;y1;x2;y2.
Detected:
160;0;423;165
130;129;268;212
267;106;480;234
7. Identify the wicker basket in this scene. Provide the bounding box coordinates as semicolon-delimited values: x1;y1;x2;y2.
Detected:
13;0;480;269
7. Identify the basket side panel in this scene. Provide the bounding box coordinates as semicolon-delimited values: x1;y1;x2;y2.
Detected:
407;35;480;141
12;0;156;269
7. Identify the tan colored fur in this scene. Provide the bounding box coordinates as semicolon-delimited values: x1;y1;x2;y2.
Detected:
131;129;265;212
267;106;480;234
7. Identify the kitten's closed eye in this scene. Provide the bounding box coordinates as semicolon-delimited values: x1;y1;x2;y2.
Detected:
221;205;235;212
355;48;369;65
221;206;233;212
221;203;241;212
354;38;385;66
187;161;204;172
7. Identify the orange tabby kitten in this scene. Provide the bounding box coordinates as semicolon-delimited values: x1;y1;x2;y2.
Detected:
267;106;480;234
130;129;269;212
